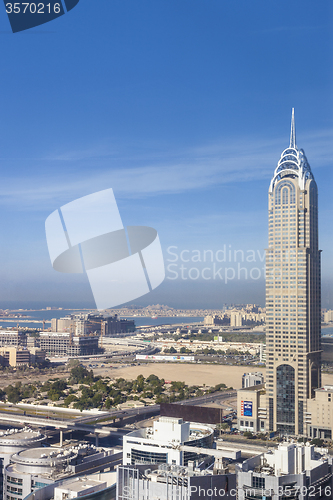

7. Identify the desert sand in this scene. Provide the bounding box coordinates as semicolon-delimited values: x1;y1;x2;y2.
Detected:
109;363;333;390
110;363;254;389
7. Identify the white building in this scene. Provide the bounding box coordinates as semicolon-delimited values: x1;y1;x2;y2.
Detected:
117;463;236;500
123;417;214;466
0;428;45;500
4;444;121;500
54;478;107;500
23;471;117;500
242;372;265;389
237;442;333;500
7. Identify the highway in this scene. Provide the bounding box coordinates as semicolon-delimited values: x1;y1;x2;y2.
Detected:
0;390;236;434
74;390;236;425
0;413;114;435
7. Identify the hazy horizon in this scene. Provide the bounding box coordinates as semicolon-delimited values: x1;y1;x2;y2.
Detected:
0;1;332;309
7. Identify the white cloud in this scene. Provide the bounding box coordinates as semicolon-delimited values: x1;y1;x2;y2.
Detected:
0;129;331;211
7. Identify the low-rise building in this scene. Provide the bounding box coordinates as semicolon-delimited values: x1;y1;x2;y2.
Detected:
204;315;225;326
157;338;261;356
53;477;107;500
29;347;46;365
17;471;117;500
0;428;45;500
237;442;333;500
123;417;214;467
306;385;333;440
39;333;101;357
237;384;267;433
242;372;265;389
117;463;236;500
51;314;135;337
0;347;30;367
4;444;121;499
0;331;27;347
0;347;46;367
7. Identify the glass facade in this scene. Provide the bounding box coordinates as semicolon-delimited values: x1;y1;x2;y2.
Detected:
276;364;295;434
130;449;167;465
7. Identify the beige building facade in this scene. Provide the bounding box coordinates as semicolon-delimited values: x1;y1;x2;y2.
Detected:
306;385;333;440
0;347;46;367
237;384;267;433
265;110;321;436
0;347;30;367
323;310;333;323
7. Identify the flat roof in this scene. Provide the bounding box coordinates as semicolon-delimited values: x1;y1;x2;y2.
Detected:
16;447;75;461
316;385;333;392
0;331;21;335
238;383;265;392
0;429;42;441
57;478;105;493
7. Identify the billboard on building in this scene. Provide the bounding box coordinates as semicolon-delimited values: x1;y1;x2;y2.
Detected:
241;400;253;417
136;355;195;362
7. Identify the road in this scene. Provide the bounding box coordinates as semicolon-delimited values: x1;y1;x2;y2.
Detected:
0;390;236;432
74;390;236;424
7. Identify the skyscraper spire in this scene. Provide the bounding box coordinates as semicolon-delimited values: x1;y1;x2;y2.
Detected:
290;107;296;149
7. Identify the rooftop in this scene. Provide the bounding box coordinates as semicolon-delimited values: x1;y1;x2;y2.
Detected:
316;385;333;392
0;428;44;446
55;478;105;493
238;383;265;392
12;446;77;464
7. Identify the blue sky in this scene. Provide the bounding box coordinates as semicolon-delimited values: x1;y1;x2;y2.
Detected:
0;0;332;309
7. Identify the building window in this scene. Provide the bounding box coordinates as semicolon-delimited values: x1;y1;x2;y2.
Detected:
252;476;265;489
131;449;168;465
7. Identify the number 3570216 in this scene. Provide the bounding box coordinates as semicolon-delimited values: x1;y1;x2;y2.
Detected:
5;3;61;14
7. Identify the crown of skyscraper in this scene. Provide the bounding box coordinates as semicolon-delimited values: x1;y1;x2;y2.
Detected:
269;108;314;193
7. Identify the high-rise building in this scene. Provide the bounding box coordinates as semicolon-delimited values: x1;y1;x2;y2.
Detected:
265;109;321;436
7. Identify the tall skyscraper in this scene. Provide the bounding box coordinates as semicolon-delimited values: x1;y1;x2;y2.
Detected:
266;109;321;436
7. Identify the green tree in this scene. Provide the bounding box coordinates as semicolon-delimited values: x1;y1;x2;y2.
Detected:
133;375;145;393
310;438;324;447
64;394;78;407
244;431;255;439
69;365;90;384
220;423;230;432
5;384;22;404
105;398;112;409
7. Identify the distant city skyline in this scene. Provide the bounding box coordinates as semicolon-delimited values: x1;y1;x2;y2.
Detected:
0;1;332;309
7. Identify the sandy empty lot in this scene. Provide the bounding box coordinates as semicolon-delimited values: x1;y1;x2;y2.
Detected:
2;363;333;393
109;363;333;390
109;364;259;389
